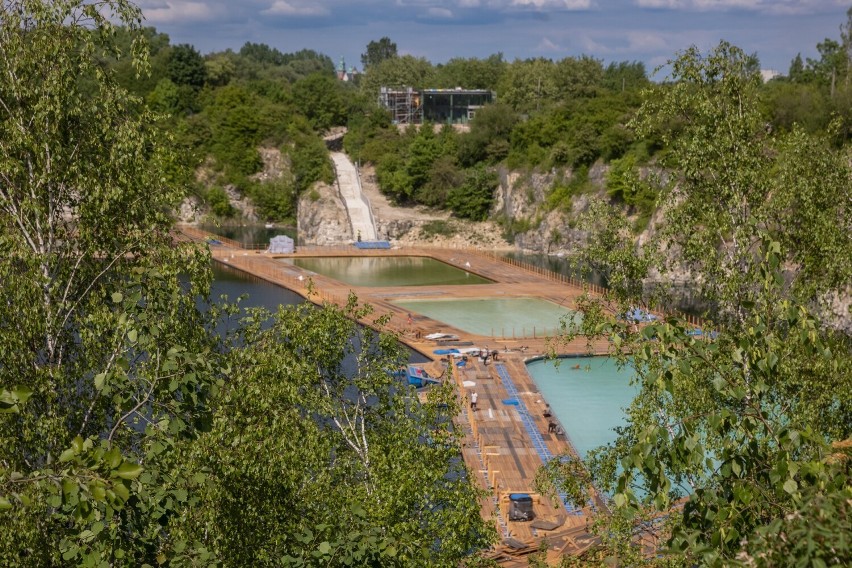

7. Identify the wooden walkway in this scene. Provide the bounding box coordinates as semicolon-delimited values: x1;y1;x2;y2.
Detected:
178;227;611;559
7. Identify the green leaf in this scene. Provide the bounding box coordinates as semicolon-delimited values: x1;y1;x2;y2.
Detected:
114;462;143;480
127;329;137;343
111;292;123;303
112;481;130;503
94;373;106;390
59;448;76;463
317;541;332;555
783;479;798;494
0;496;12;510
13;386;33;404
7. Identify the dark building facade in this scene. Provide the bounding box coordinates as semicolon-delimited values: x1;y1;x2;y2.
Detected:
378;87;494;125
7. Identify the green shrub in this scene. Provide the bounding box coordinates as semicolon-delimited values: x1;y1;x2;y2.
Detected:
207;186;236;218
420;220;456;238
246;178;296;222
287;132;333;193
447;165;498;221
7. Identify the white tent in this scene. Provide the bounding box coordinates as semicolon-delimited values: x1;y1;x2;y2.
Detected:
267;235;294;254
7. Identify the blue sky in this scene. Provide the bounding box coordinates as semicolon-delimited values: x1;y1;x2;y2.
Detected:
137;1;850;77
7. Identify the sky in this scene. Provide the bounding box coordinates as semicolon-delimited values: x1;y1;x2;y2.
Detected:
137;1;851;77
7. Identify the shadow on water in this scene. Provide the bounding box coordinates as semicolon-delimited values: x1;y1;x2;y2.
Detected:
504;251;713;317
200;223;296;248
500;251;608;288
210;262;428;365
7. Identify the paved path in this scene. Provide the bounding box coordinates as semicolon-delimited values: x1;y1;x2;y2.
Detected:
330;152;377;241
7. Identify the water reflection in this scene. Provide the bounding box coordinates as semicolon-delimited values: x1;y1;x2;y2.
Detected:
500;252;608;288
200;223;296;248
287;256;493;287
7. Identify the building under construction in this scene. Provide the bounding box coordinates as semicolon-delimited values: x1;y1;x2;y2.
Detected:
378;87;494;125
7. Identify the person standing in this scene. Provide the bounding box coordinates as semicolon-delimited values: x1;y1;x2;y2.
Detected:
470;392;478;411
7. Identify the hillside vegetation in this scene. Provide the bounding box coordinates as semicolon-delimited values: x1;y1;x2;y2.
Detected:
99;22;851;234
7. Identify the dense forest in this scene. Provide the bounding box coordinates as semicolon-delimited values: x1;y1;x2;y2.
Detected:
99;17;852;230
1;1;850;567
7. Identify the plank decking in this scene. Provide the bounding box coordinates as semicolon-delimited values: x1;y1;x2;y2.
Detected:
179;227;610;559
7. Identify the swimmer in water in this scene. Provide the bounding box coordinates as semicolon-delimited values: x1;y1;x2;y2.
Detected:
572;364;581;369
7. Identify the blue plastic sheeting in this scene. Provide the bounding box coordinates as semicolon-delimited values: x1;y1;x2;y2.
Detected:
434;348;460;355
622;307;657;322
687;328;719;339
502;399;519;406
495;363;581;514
456;360;466;367
353;241;391;249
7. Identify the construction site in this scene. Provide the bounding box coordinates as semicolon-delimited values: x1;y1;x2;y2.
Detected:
378;86;494;125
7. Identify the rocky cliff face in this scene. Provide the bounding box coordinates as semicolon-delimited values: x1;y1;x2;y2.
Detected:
296;182;352;245
494;164;612;254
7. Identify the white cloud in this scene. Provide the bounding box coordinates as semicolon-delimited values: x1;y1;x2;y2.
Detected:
262;1;329;16
634;0;683;7
141;1;217;24
426;6;455;17
510;0;593;8
626;30;669;50
393;0;594;10
634;0;848;14
537;36;562;50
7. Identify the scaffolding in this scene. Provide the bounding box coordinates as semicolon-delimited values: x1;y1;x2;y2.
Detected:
378;87;423;125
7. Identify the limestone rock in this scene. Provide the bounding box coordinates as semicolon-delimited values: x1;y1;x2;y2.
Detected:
177;196;203;224
297;182;352;245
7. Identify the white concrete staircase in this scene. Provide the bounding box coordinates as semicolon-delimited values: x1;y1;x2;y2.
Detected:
330;152;377;241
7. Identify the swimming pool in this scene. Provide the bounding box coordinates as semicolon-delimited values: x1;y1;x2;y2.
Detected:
393;297;581;338
525;356;636;459
285;256;493;287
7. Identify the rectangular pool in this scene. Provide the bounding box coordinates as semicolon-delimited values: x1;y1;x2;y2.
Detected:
285;256;493;287
393;297;580;337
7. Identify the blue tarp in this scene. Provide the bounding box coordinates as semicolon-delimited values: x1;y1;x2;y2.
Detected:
354;241;391;250
687;328;719;339
623;308;657;323
434;348;460;355
406;365;440;388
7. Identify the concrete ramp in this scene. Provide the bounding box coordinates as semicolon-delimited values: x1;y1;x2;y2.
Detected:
330;152;377;241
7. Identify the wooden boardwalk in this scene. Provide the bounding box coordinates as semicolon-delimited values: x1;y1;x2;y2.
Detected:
179;227;611;559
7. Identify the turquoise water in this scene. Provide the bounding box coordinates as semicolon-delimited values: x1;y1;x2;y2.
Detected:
287;256;493;287
525;357;636;458
393;297;580;338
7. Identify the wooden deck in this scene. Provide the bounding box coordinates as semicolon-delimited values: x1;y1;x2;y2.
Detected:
179;227;610;559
